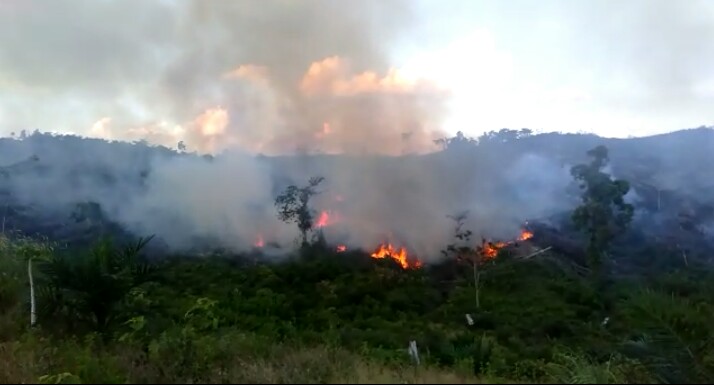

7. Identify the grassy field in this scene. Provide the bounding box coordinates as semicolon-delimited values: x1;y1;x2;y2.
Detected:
1;233;712;383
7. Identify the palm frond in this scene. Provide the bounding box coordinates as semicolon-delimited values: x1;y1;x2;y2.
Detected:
619;289;714;382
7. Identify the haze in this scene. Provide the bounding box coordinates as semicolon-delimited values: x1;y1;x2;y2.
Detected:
1;0;713;259
2;0;713;153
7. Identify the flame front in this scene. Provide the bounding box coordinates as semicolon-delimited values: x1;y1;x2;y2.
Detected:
479;228;534;260
336;244;347;252
371;243;422;269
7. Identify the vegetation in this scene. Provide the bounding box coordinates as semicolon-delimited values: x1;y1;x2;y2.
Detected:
3;231;713;383
275;176;326;247
0;144;713;383
571;145;634;278
441;211;495;309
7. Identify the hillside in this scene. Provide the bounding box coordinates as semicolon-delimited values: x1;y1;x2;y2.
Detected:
1;128;713;264
1;128;714;383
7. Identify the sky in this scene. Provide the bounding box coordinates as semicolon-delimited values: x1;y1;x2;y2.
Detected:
1;0;714;154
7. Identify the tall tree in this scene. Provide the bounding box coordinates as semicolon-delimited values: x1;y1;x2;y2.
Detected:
570;145;634;279
274;176;325;247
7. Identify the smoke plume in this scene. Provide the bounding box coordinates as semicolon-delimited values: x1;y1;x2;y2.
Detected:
0;1;574;261
0;0;447;155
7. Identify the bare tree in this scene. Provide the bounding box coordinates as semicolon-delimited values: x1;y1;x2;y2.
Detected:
442;211;485;308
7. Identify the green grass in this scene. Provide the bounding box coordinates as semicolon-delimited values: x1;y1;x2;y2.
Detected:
2;234;714;383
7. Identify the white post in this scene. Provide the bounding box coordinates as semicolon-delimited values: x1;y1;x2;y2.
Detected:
408;340;420;366
28;258;36;327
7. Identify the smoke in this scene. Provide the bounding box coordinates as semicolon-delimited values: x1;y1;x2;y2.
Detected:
0;131;578;261
5;128;714;263
5;1;671;262
0;0;547;261
0;0;447;155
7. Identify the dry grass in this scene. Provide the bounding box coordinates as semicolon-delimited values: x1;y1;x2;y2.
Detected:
0;341;40;384
0;334;482;384
336;360;481;384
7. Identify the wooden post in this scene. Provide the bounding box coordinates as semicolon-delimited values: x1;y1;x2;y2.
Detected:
408;340;420;366
28;258;36;327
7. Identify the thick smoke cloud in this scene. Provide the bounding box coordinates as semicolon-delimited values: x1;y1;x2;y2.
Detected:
0;0;447;155
0;133;575;261
0;1;576;260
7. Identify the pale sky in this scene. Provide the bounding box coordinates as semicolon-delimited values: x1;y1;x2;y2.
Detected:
404;0;714;138
1;0;713;153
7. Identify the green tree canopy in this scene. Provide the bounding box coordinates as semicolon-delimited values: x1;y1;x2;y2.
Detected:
570;145;634;277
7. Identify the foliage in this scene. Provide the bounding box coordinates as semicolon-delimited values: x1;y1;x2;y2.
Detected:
477;128;533;144
434;128;533;150
618;289;714;383
441;211;492;308
274;176;325;247
37;236;155;332
434;131;478;151
2;232;714;383
571;145;634;277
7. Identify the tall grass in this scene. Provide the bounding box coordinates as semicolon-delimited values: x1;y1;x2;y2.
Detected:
0;331;481;384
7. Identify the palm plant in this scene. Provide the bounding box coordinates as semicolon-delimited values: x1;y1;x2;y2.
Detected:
37;235;156;332
619;289;714;383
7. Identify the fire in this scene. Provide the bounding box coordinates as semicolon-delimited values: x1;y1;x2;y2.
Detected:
254;234;264;248
316;210;342;228
336;244;347;252
315;211;331;228
479;228;534;261
518;229;534;241
481;240;507;260
371;243;422;269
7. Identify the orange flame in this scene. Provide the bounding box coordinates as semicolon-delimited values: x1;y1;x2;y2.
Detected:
479;228;534;261
371;243;422;269
518;229;534;241
336;244;347;252
481;241;507;260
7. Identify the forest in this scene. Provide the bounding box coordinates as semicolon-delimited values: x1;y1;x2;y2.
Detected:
1;129;714;383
